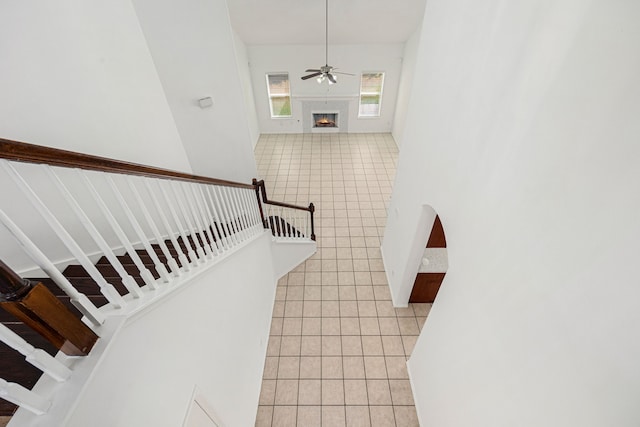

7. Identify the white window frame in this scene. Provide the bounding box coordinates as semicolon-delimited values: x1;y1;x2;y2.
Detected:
358;72;385;118
266;73;292;118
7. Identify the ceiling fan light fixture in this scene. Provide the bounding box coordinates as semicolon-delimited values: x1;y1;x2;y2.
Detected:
317;75;325;84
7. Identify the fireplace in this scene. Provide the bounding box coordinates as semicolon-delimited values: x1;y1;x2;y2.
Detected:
312;111;339;133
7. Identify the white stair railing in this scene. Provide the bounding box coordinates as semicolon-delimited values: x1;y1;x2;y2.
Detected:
0;138;308;418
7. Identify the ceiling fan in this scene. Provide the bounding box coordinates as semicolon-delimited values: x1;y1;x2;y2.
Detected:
301;0;353;84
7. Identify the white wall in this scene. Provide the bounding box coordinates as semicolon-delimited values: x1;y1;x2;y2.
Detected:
61;234;276;427
0;1;194;273
382;0;640;425
391;26;422;149
232;30;261;149
248;44;403;134
131;0;258;182
0;1;191;172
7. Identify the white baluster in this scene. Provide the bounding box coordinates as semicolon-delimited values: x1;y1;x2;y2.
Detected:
211;186;238;246
1;161;125;308
47;167;143;299
180;182;213;258
0;378;50;415
170;182;206;263
241;189;258;234
158;180;198;267
199;185;226;253
229;188;249;241
106;175;170;283
204;186;232;250
127;177;180;277
146;179;189;273
80;172;158;290
0;209;104;326
0;324;71;381
227;187;248;241
187;184;218;256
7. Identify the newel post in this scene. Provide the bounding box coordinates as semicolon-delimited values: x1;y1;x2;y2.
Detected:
0;260;98;356
252;178;267;229
309;203;316;241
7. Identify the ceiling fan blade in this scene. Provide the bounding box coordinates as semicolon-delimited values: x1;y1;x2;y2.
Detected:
333;71;355;76
302;72;323;80
305;69;321;72
327;73;337;84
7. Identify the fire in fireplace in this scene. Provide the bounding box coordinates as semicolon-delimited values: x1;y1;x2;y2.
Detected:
313;113;338;128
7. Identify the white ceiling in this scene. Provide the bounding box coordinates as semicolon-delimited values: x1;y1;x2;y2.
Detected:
226;0;427;46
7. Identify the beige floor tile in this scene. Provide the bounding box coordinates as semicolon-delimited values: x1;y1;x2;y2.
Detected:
278;357;300;379
322;380;345;405
366;380;392;405
389;380;415;405
280;336;301;356
381;336;405;356
322;317;341;335
297;406;321;427
344;379;369;405
270;318;284;336
275;379;299;405
343;356;366;379
282;318;303;335
397;317;420;335
272;406;297;427
342;336;364;356
358;300;377;317
359;318;381;335
339;285;357;301
369;406;395;427
361;335;384;356
301;336;321;356
384;356;409;380
341;317;361;335
300;356;321;378
322;406;346;427
259;379;276;405
298;379;321;405
401;335;418;356
393;406;419;426
303;301;322;317
255;405;274;427
285;301;304;317
340;300;359;316
304;286;322;301
267;336;282;357
345;406;371;427
321;335;342;356
264;356;279;379
322;301;340;317
364;356;388;379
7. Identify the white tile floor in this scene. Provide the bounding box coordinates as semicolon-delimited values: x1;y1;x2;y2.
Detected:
254;133;430;427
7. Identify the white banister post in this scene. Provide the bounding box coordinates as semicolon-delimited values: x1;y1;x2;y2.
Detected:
0;378;51;415
170;182;207;263
211;187;239;246
229;189;249;241
80;171;158;290
0;209;104;326
198;185;226;254
145;179;190;273
187;184;218;256
0;324;71;382
106;176;171;284
180;182;213;258
204;186;233;249
127;177;180;277
158;180;198;267
46;167;143;299
1;161;125;309
226;188;248;241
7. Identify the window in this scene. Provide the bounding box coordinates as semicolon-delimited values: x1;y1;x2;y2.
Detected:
358;72;385;117
266;73;292;118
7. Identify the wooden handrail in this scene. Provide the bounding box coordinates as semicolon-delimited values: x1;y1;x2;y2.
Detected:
0;138;254;189
253;179;316;241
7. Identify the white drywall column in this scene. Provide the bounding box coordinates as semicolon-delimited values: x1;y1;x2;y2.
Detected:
382;0;640;425
131;0;258;183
